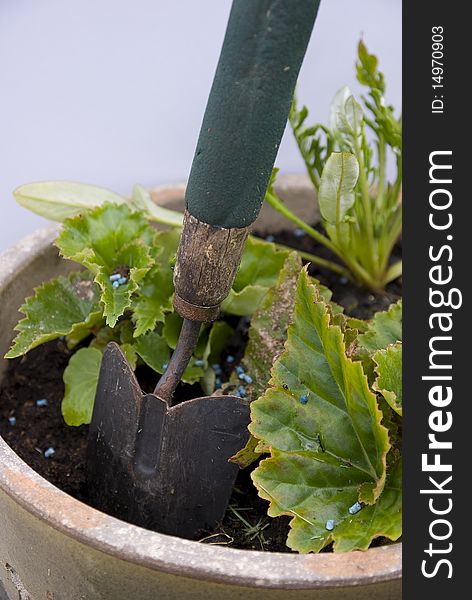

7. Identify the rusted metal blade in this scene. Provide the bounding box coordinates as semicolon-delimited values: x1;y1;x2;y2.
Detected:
87;342;250;539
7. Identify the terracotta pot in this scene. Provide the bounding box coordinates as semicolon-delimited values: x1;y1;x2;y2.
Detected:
0;176;401;599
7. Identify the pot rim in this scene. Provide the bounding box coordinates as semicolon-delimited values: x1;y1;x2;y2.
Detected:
0;182;402;590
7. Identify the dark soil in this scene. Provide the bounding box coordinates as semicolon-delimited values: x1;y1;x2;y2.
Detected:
0;228;401;552
0;340;89;502
265;225;402;320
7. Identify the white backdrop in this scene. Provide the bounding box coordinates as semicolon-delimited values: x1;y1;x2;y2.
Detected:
0;0;401;251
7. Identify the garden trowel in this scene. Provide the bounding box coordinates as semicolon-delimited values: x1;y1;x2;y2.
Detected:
87;0;321;539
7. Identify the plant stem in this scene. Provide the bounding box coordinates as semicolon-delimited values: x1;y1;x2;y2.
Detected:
383;260;402;285
289;116;320;190
266;191;378;289
353;136;374;245
377;135;386;212
274;241;351;279
391;154;402;206
266;191;338;254
379;206;402;273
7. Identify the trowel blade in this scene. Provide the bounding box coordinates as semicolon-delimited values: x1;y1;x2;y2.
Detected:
87;342;250;539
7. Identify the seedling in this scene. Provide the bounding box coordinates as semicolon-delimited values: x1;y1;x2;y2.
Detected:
228;505;270;549
267;40;402;291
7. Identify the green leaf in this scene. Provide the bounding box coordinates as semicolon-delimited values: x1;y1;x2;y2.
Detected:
373;343;402;416
339;95;364;139
329;86;351;132
57;202;155;270
232;236;290;291
131;267;174;336
221;285;271;317
131;184;184;227
62;347;102;426
326;458;402;552
356;40;385;94
162;312;184;349
65;314;106;350
239;251;301;402
283;41;402;291
131;230;180;337
5;273;102;358
330;88;364;140
120;343;138;370
230;252;301;468
181;360;206;385
162;314;233;388
356;41;401;151
380;400;402;464
222;237;289;316
287;458;402;553
358;300;402;353
136;329;206;385
135;331;171;375
230;436;264;471
250;268;389;552
200;368;216;396
89;325;121;350
57;203;155;327
204;321;234;365
161;314;209;384
319;152;359;225
290;97;335;187
14;181;126;222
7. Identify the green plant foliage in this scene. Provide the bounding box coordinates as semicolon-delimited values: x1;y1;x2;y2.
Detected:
131;184;184;227
358;300;402;353
272;40;402;291
289;96;334;189
356;40;385;92
288;458;402;553
131;229;180;337
62;347;102;426
230;252;302;468
250;269;390;552
56;203;155;327
204;321;235;365
239;252;301;400
132;265;174;337
5;273;102;358
222;237;289;316
13;180;184;228
333;93;364;140
357;40;401;151
13;181;126;222
135;330;205;385
318;152;359;225
373;342;402;416
134;331;171;375
329;458;402;552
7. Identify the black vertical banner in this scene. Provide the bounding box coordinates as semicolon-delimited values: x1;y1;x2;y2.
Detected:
404;2;467;597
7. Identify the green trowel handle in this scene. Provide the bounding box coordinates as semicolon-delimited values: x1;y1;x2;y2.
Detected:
185;0;321;229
